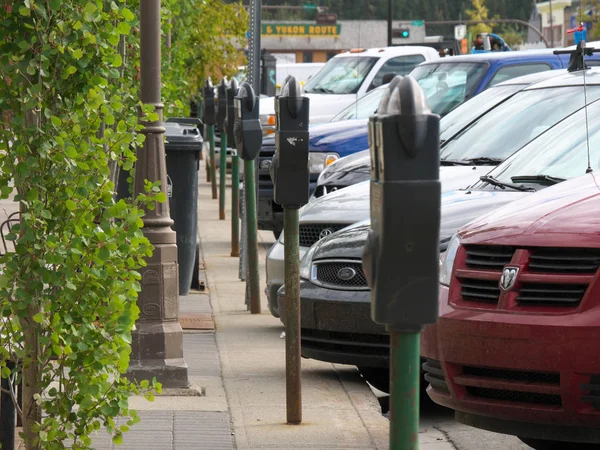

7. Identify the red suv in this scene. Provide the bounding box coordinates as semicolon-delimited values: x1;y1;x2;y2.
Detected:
423;172;600;449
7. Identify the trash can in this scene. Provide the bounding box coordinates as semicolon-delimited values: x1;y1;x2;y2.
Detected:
164;119;203;296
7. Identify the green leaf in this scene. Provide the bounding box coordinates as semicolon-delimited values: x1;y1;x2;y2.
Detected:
121;8;135;21
113;432;123;445
155;192;167;203
112;54;123;68
72;48;83;60
19;6;31;16
84;2;97;14
51;116;62;127
65;200;76;211
117;121;127;132
33;313;44;323
117;22;131;35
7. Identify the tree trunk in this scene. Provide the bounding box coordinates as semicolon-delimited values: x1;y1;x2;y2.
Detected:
20;108;42;450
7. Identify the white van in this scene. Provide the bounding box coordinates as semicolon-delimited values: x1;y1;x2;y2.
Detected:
275;63;325;93
259;46;439;133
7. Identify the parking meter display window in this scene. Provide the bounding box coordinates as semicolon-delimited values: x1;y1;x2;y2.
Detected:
164;121;203;296
203;82;216;125
216;80;228;131
226;80;240;144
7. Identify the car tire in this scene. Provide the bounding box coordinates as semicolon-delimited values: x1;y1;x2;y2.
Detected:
518;438;600;449
357;367;389;394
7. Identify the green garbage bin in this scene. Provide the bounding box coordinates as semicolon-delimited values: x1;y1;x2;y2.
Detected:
164;119;203;296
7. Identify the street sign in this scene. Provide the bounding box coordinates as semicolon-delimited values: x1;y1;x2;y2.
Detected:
262;23;341;37
411;20;424;26
455;24;467;41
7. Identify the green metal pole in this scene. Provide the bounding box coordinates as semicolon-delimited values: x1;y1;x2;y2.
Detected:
244;159;261;314
231;152;240;257
284;207;301;424
219;133;227;220
389;329;421;450
209;124;217;199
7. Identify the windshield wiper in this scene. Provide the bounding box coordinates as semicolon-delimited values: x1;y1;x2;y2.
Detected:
306;87;334;94
464;157;504;165
510;174;566;186
479;175;535;192
440;159;472;166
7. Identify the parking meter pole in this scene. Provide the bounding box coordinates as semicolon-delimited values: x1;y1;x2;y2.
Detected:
244;159;261;314
208;124;217;199
284;207;302;423
389;329;421;450
219;133;227;220
231;153;240;256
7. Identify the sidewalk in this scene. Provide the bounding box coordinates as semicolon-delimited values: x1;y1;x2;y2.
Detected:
22;161;458;449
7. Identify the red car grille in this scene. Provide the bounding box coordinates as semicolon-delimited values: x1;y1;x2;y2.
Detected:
456;364;562;408
453;246;599;309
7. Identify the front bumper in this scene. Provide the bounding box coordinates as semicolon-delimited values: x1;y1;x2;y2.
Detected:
277;281;389;368
425;284;600;443
265;241;309;318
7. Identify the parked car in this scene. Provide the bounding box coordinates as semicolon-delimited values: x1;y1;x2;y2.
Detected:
277;75;600;393
265;68;600;320
311;68;568;200
275;63;325;94
428;170;600;449
259;46;440;132
257;49;600;234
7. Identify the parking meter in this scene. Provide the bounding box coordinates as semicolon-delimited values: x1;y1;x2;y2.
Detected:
270;77;310;209
216;78;228;131
233;82;263;161
225;78;239;144
202;79;215;126
362;75;441;330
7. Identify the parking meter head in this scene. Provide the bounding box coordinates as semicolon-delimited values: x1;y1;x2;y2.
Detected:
363;75;441;330
271;76;310;209
216;78;228;131
226;78;240;144
233;82;263;161
203;79;216;125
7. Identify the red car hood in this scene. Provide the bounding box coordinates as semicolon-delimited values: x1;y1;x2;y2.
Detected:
460;172;600;247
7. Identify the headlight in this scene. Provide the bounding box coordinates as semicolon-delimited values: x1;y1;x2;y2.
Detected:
260;114;276;136
309;152;339;174
439;234;461;286
299;245;318;280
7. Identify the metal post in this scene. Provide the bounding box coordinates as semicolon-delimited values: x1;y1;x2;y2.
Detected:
244;159;261;314
231;152;240;256
549;0;554;48
244;0;261;313
128;0;188;388
389;329;420;450
387;0;393;47
219;133;227;220
209;124;217;199
284;208;301;423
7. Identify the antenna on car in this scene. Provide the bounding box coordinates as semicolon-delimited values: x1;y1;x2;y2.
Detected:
554;36;599;174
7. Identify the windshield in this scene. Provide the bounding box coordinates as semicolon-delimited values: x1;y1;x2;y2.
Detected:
440;86;600;163
331;86;386;121
303;56;379;95
410;62;488;116
483;100;600;186
439;84;524;143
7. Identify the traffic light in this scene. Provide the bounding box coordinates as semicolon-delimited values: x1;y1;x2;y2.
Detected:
393;28;410;39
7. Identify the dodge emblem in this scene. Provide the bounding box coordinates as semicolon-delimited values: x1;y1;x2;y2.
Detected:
499;266;519;291
319;228;333;239
337;267;356;281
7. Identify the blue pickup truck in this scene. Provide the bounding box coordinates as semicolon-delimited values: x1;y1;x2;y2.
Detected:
257;48;600;236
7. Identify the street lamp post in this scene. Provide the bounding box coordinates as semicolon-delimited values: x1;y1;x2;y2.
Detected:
127;0;189;389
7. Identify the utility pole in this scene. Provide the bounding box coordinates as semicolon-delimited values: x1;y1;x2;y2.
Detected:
387;0;393;46
127;0;189;388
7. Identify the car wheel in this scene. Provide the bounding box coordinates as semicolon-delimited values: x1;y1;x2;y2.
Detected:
518;438;600;449
357;367;389;394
